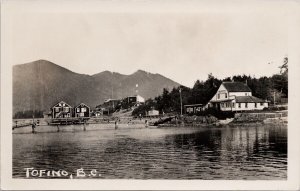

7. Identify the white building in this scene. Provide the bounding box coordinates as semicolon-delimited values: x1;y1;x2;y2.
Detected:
147;109;159;116
135;95;145;103
208;82;269;111
127;95;145;105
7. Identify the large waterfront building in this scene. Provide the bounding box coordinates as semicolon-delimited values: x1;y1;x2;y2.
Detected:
207;82;269;111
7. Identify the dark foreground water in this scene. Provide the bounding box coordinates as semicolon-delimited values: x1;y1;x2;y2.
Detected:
13;124;287;179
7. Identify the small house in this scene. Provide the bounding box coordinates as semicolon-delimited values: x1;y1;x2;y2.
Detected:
43;111;52;119
103;99;120;109
184;104;204;114
147;109;159;116
92;110;103;117
74;103;90;117
51;101;72;118
95;99;120;115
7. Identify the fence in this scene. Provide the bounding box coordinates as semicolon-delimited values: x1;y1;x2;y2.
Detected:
234;112;287;121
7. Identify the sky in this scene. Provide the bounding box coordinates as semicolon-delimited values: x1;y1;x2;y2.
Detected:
3;0;289;87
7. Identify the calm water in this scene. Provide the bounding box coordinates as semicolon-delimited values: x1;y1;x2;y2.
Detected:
13;124;287;179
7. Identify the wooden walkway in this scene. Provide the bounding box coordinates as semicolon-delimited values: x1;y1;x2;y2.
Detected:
12;116;163;131
12;122;33;130
13;117;90;130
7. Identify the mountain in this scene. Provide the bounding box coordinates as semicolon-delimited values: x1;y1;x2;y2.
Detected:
13;60;180;113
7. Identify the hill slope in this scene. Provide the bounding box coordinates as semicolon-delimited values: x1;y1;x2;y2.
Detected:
13;60;180;113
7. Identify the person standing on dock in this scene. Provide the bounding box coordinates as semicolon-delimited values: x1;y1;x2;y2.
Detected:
31;122;36;134
115;120;118;130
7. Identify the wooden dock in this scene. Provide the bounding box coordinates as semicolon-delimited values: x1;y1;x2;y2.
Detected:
13;117;90;130
13;122;33;130
12;116;159;133
48;117;90;125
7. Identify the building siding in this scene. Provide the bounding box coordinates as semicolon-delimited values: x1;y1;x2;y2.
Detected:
229;92;252;97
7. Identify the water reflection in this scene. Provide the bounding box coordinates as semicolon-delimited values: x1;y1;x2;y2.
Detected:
13;124;287;179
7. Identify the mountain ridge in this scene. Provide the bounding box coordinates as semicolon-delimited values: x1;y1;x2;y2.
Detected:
13;60;180;113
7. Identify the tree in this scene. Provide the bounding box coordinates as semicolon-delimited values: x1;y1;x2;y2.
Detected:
279;57;288;75
13;110;44;119
132;58;288;116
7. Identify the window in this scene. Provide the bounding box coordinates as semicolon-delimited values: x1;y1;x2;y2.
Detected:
245;93;248;96
187;107;193;113
245;103;248;108
255;103;257;108
64;107;69;112
238;103;241;108
225;93;227;98
232;103;235;108
77;108;80;112
55;107;59;112
260;103;263;106
218;94;220;99
82;108;87;112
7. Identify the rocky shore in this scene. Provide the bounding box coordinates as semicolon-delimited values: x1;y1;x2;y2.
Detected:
157;112;287;128
157;115;219;128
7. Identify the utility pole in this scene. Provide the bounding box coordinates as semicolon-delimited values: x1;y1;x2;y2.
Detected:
273;91;276;106
179;88;183;116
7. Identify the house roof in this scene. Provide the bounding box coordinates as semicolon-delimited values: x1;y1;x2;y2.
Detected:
74;103;90;109
104;99;119;103
210;99;234;103
184;104;203;107
235;96;265;103
222;82;252;92
51;101;72;108
128;94;144;98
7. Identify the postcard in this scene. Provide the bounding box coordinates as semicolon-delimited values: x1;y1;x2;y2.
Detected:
1;0;300;190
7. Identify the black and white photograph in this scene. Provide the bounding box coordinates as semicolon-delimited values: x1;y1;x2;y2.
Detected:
1;0;300;190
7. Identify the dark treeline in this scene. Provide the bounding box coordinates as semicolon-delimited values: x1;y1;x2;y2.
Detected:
133;58;288;116
13;110;44;119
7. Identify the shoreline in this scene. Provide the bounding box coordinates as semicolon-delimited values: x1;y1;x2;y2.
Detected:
12;117;287;134
12;111;288;133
